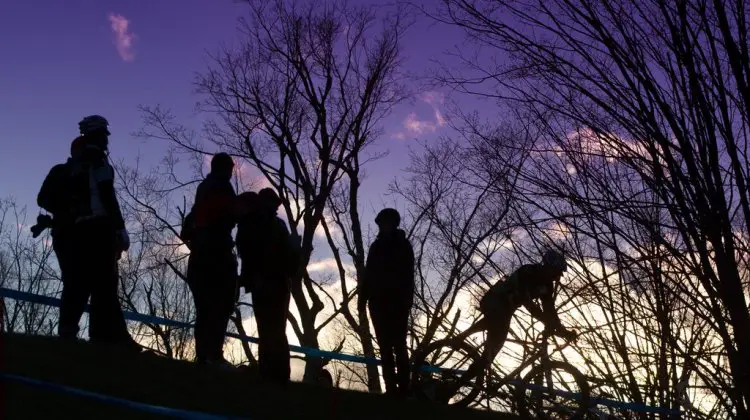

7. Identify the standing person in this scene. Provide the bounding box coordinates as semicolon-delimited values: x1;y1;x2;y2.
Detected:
36;137;85;339
65;115;137;349
359;208;415;398
187;152;238;365
237;188;297;386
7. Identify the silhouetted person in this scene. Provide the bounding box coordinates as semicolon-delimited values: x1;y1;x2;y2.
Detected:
62;116;136;349
237;188;297;386
359;208;415;397
187;152;238;365
36;137;85;339
439;249;577;401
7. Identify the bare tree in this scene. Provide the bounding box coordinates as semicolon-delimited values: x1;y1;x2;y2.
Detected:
391;122;528;354
0;198;60;335
426;0;750;416
110;156;199;359
138;0;410;384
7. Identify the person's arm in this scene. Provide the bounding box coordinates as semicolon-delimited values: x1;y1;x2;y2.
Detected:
358;245;376;311
539;289;564;331
93;162;129;254
403;239;415;305
95;164;126;231
521;274;566;334
523;300;548;324
532;281;574;339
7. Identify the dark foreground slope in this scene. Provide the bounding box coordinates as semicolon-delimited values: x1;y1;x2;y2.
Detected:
1;334;518;420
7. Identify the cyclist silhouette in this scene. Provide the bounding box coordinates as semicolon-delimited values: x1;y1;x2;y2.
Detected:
439;249;576;399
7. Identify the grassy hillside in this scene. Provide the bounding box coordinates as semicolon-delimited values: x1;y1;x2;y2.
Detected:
1;334;519;419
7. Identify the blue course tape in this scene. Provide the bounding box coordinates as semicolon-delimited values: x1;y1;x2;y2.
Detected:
0;372;250;420
0;287;679;415
509;380;681;415
0;288;378;365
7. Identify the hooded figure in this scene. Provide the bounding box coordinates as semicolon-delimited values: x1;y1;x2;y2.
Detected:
359;208;415;397
186;152;239;365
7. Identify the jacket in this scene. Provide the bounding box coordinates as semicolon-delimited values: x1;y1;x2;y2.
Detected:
236;213;299;286
362;229;415;306
43;151;125;232
190;172;237;252
480;263;563;329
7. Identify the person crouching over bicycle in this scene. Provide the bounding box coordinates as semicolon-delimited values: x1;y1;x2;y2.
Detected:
447;249;577;395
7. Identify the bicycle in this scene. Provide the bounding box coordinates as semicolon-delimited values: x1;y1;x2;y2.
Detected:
411;318;591;419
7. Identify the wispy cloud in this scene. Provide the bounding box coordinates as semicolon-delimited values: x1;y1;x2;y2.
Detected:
391;91;448;139
435;109;447;126
403;112;438;136
108;13;136;62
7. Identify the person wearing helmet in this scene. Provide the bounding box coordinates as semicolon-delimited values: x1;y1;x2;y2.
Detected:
359;208;415;398
61;116;137;349
236;187;298;386
439;249;576;401
186;152;239;366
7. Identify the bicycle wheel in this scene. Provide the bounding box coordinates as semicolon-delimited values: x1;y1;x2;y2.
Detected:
514;361;590;419
411;338;484;407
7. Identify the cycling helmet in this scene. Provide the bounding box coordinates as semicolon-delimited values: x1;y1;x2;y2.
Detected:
542;249;567;272
78;115;111;136
375;208;400;227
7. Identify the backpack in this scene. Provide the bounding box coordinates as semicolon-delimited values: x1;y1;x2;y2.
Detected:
37;162;73;219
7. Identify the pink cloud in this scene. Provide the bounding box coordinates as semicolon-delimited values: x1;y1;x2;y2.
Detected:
108;13;136;62
404;112;438;135
390;91;448;139
435;109;447;126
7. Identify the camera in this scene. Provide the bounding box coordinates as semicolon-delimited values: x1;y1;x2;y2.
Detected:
30;214;54;238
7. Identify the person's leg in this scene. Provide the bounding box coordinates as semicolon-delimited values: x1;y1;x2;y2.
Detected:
268;283;290;384
393;303;411;395
462;313;512;387
98;250;134;345
87;256;109;343
56;238;87;339
252;282;271;379
102;262;136;347
211;267;237;362
202;278;222;361
87;224;130;345
370;301;397;394
68;224;99;342
188;258;209;363
480;314;512;388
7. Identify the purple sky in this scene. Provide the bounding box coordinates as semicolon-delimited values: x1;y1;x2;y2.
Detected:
0;0;474;226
